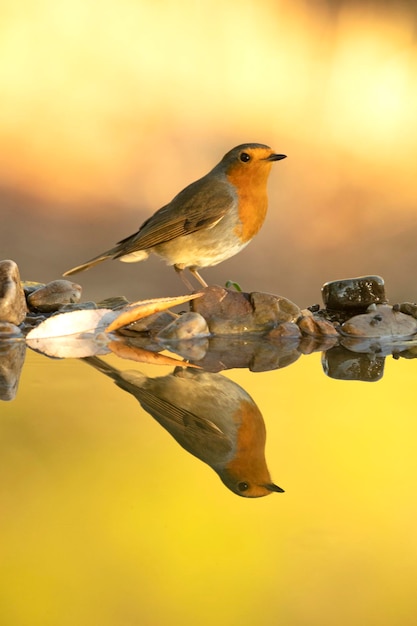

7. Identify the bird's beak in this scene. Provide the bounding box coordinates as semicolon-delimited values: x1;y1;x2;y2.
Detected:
265;153;287;162
265;483;285;493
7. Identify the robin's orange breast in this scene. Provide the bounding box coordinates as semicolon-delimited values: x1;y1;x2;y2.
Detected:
226;162;271;242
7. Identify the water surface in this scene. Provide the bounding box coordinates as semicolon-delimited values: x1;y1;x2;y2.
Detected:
1;345;416;626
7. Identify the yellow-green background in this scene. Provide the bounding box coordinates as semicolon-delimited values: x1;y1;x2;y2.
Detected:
1;349;416;626
2;1;417;623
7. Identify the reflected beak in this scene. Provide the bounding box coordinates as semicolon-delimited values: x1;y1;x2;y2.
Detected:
265;153;287;162
265;483;285;493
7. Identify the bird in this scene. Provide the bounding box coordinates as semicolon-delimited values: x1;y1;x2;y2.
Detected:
84;357;284;498
64;143;286;288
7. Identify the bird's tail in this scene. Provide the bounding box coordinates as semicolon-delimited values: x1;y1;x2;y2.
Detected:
63;252;113;276
63;234;149;276
83;355;147;392
83;355;121;379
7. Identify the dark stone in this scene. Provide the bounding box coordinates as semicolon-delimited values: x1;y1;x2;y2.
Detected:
322;275;386;311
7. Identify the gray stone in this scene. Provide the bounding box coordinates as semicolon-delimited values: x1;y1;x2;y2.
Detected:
340;304;417;338
0;260;27;324
27;279;82;312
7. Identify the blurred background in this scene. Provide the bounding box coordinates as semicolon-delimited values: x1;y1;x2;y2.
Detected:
2;4;417;625
1;0;417;309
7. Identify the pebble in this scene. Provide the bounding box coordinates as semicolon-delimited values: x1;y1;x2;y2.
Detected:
0;260;27;325
297;311;340;337
157;312;209;341
27;279;82;312
155;312;210;360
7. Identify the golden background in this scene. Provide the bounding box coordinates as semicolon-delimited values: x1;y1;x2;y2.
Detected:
1;0;417;306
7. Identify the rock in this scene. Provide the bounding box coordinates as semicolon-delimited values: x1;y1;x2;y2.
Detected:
395;302;417;319
322;275;386;311
22;281;46;296
0;260;27;324
191;286;300;334
157;312;209;341
340;304;417;338
157;312;210;361
96;296;130;310
57;301;97;313
120;311;177;335
27;279;82;312
298;311;340;337
267;321;301;339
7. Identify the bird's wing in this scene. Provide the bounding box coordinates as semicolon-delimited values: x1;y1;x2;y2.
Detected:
113;177;235;256
83;359;233;465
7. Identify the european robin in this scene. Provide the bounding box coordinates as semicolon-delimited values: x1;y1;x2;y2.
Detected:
84;357;284;498
64;143;286;288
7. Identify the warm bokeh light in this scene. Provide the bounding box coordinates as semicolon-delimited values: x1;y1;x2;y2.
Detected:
1;0;417;308
1;0;417;203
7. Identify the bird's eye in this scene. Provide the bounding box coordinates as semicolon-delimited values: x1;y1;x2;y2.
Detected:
239;152;251;162
237;481;249;492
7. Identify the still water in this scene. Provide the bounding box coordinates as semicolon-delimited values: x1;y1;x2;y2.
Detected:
1;340;417;626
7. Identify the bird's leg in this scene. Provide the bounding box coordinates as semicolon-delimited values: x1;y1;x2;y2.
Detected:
174;266;195;291
174;266;208;290
189;268;208;288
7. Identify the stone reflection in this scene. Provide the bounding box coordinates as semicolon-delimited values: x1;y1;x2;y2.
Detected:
84;357;284;498
322;345;385;382
0;323;26;401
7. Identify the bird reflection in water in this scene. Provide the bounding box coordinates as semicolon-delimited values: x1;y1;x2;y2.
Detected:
84;357;283;498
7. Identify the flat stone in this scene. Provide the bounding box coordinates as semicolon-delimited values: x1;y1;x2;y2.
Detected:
0;260;27;324
27;279;82;312
322;275;386;311
340;304;417;338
